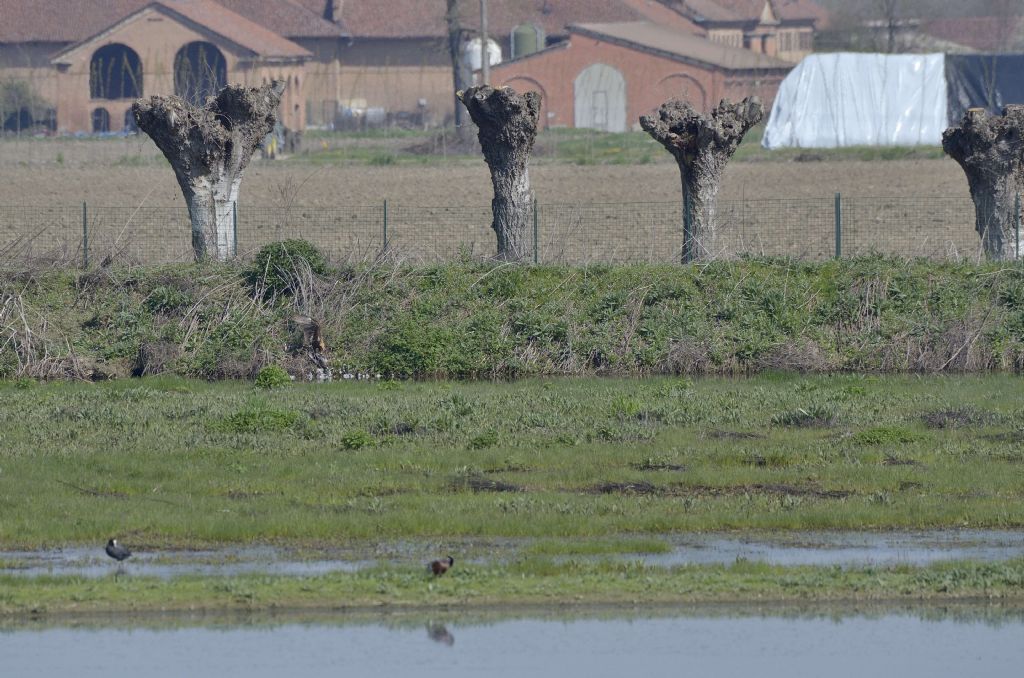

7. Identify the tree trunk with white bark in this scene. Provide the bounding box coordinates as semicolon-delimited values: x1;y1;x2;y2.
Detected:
133;81;286;261
640;97;763;262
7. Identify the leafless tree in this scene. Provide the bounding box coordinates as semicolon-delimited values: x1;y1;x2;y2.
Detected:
943;106;1024;261
876;0;902;53
446;0;471;136
640;97;763;262
458;85;541;261
133;81;286;261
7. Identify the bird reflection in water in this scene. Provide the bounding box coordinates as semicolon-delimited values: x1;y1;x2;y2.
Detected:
426;622;455;646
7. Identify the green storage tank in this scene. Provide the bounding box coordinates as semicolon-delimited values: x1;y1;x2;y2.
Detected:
512;24;544;59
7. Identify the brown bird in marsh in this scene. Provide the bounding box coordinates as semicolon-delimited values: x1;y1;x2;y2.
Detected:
429;556;454;576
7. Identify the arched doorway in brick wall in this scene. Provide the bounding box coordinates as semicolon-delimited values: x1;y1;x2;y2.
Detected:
174;42;227;104
656;74;707;111
90;44;143;100
574;63;626;132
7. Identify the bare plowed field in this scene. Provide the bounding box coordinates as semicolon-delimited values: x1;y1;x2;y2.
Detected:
0;137;967;207
0;137;980;265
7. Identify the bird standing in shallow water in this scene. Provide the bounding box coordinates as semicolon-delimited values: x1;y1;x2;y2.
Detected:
105;538;131;562
429;556;454;576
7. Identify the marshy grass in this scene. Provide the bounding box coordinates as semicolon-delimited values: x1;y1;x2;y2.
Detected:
3;556;1024;616
0;374;1022;548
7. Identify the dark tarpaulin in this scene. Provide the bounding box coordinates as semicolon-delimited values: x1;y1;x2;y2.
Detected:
945;54;1024;122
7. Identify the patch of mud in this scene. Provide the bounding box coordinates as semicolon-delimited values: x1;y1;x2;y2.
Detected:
705;429;767;440
883;456;922;467
589;481;660;495
588;481;851;499
630;460;687;472
922;407;990;429
451;474;523;493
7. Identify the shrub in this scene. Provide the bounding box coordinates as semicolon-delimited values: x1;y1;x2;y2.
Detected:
246;239;327;299
255;365;291;389
853;426;921;445
216;406;302;433
339;429;374;449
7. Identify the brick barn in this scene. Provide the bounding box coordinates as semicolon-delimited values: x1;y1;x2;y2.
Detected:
490;21;792;132
0;0;341;135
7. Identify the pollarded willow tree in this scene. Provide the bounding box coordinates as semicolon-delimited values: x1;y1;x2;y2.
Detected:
640;97;763;262
458;85;541;261
133;81;286;261
942;105;1024;261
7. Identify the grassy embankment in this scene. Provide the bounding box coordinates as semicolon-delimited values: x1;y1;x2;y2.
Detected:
3;257;1023;381
4;557;1024;616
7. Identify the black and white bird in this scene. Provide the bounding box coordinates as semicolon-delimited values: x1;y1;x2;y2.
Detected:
105;538;132;562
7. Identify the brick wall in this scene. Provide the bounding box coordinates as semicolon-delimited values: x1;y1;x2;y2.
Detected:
491;33;785;130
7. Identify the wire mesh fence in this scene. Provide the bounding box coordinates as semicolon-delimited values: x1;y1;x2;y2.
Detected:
0;194;1018;267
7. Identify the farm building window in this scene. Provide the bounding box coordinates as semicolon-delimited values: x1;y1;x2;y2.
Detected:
91;107;111;133
90;44;143;100
174;42;227;104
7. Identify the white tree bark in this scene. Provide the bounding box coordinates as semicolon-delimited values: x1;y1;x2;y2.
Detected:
133;81;285;261
640;97;763;262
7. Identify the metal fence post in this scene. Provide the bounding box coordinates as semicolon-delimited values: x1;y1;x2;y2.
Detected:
232;200;238;257
682;192;693;264
834;192;842;260
533;197;539;264
82;201;89;269
383;199;389;252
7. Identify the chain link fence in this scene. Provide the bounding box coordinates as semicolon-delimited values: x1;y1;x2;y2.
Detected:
0;195;1017;266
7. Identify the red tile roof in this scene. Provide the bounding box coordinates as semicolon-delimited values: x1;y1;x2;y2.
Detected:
155;0;313;57
48;1;312;61
771;0;828;24
0;0;343;44
667;0;826;25
294;0;672;39
571;21;792;69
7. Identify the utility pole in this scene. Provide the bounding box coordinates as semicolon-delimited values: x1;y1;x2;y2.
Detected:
480;0;490;84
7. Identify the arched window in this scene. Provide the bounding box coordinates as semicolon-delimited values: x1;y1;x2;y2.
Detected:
90;44;143;99
174;42;227;104
92;107;111;133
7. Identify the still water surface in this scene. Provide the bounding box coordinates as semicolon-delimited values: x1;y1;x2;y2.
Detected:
2;605;1021;677
4;529;1023;579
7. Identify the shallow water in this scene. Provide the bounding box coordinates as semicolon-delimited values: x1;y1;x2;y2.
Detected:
2;604;1022;677
648;529;1024;567
2;529;1022;579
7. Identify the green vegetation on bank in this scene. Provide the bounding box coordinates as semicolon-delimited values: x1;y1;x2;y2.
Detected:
2;257;1023;381
3;558;1024;616
0;375;1022;546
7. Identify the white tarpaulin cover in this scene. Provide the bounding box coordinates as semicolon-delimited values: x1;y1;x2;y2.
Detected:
762;53;948;149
